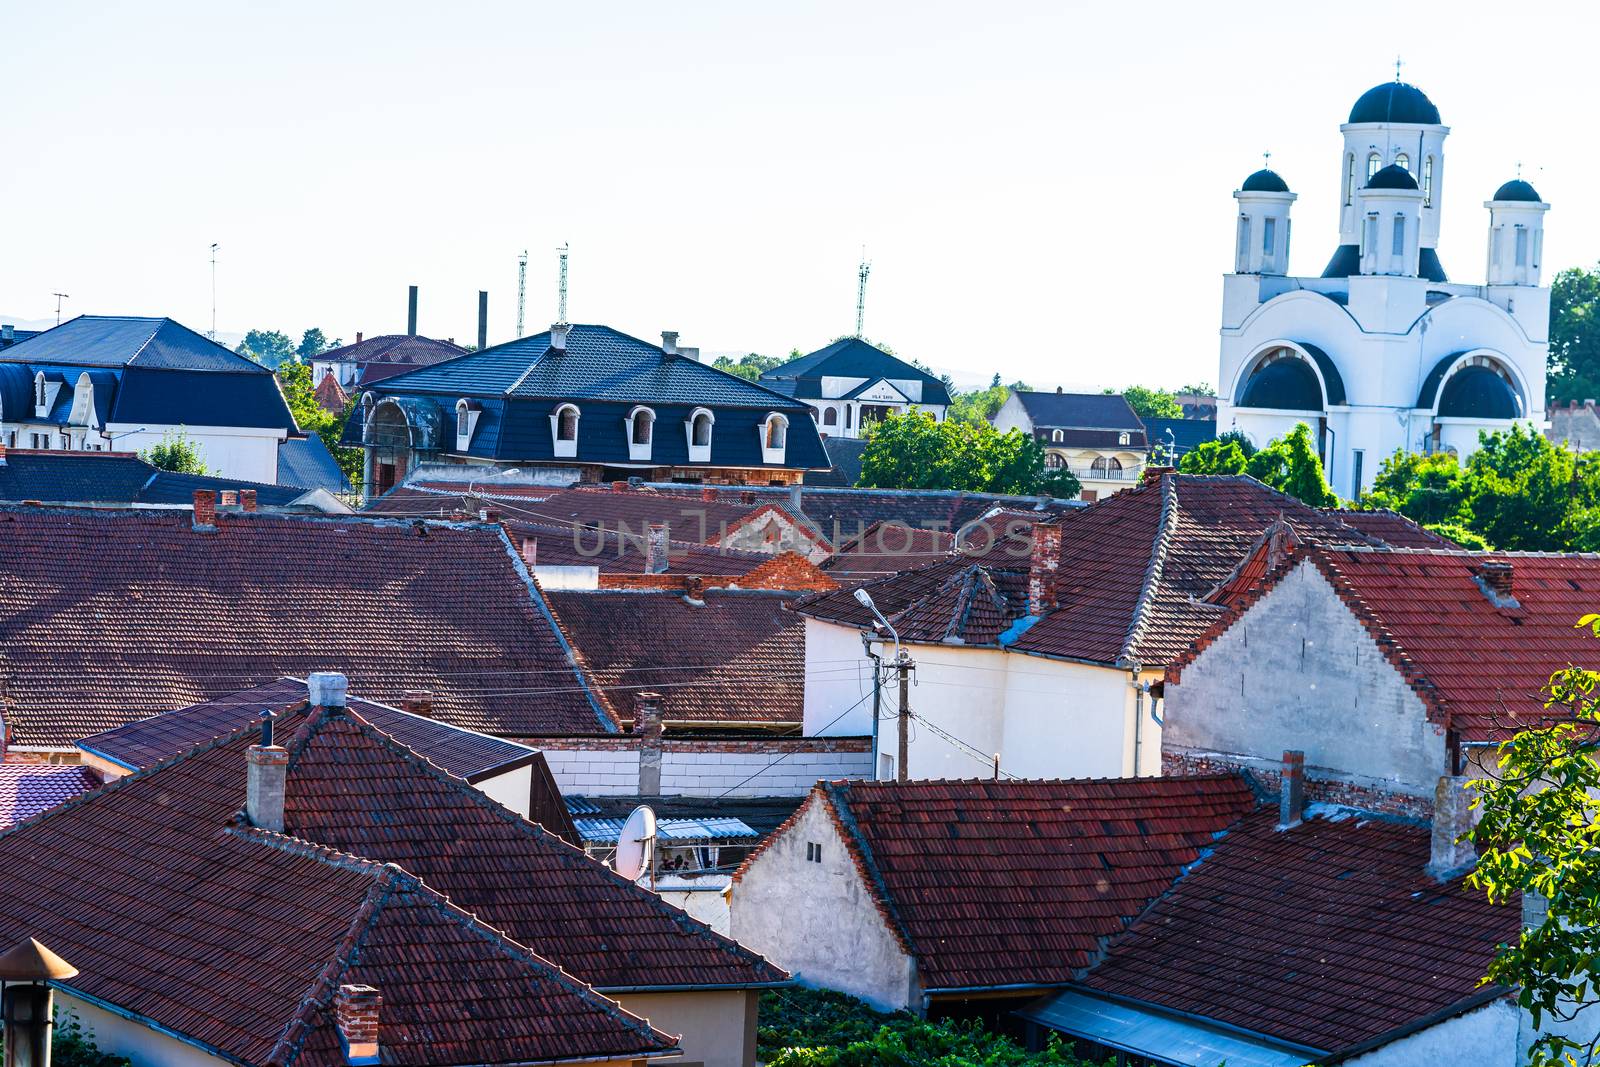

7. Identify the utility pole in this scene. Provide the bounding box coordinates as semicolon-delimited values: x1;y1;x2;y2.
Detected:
209;243;219;339
556;242;569;324
855;250;871;338
895;647;912;783
515;250;528;338
51;292;69;325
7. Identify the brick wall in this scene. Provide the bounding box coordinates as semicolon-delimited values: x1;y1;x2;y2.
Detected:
533;736;873;796
1162;751;1433;820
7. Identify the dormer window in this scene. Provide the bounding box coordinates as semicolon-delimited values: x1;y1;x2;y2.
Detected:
455;399;481;451
686;407;714;463
1051;429;1063;443
626;405;655;461
761;413;788;464
33;372;46;416
1118;431;1130;446
550;403;580;458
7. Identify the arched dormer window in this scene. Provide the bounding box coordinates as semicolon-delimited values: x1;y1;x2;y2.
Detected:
686;407;714;463
454;399;481;450
626;405;655;460
456;400;471;438
1118;431;1130;446
1367;152;1382;180
33;372;46;415
761;412;788;464
1423;156;1434;207
823;407;838;427
1051;429;1063;443
550;403;580;458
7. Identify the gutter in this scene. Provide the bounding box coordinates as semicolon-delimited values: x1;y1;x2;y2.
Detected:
72;744;139;773
1053;983;1328;1060
597;980;794;994
53;984;253;1065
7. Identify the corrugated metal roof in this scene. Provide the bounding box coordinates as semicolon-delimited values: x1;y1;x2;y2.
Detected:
573;816;759;844
1020;990;1317;1067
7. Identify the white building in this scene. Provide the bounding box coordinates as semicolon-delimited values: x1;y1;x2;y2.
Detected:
991;389;1150;500
1218;79;1550;496
759;337;950;438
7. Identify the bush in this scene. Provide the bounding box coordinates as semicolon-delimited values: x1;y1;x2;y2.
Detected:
0;1010;132;1067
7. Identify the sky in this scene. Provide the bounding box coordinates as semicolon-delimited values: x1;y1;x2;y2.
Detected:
3;1;1596;391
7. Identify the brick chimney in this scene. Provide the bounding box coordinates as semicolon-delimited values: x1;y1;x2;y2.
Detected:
308;671;348;710
334;984;381;1065
520;536;537;568
0;442;8;467
1426;775;1480;880
192;489;217;531
700;486;718;502
220;490;239;508
684;575;706;604
246;744;289;832
1142;465;1175;486
401;691;433;716
1475;560;1517;608
1278;750;1304;830
355;331;363;343
240;489;257;512
1027;523;1062;616
635;692;663;796
646;523;669;574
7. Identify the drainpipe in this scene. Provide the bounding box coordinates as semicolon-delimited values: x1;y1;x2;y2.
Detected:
1118;657;1144;777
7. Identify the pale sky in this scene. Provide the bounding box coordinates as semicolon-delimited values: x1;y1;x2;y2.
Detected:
3;1;1594;390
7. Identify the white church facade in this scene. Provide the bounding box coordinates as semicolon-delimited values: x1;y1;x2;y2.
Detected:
1216;79;1550;496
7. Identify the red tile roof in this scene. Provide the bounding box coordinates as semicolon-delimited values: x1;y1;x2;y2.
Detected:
0;732;675;1064
822;520;954;579
1330;508;1459;549
1178;543;1600;743
1081;808;1519;1054
312;371;347;414
0;507;614;747
547;590;804;727
506;485;821;547
322;333;467;385
0;763;98;829
753;777;1256;992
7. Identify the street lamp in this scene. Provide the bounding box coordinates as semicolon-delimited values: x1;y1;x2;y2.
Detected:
854;587;914;782
0;937;78;1067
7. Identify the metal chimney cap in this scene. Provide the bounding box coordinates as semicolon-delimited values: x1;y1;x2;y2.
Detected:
0;937;79;981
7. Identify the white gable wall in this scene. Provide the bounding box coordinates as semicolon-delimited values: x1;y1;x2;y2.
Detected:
1337;998;1519;1066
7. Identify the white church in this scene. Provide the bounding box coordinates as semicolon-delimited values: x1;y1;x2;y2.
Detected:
1216;77;1549;496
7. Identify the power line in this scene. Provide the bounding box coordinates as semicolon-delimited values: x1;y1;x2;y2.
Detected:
715;686;880;798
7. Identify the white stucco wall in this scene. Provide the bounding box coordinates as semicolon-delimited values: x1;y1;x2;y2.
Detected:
101;423;285;483
804;617;878;737
617;989;759;1067
657;885;732;936
474;763;534;817
55;994;229;1066
1163;559;1448;799
730;797;917;1012
1339;998;1519;1066
540;744;871;797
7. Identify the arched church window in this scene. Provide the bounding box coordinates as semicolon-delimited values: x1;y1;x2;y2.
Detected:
1395;152;1409;173
1345;154;1356;206
1367;152;1381;180
1423;157;1434;207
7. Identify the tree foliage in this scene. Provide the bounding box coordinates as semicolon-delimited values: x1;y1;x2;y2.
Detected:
1547;265;1600;406
140;429;207;474
296;327;340;361
1176;422;1335;506
0;1011;133;1067
712;351;792;382
276;361;359;486
859;411;1079;497
1107;385;1183;419
1357;425;1600;551
949;373;1030;424
1470;617;1600;1066
758;989;1104;1066
236;328;297;369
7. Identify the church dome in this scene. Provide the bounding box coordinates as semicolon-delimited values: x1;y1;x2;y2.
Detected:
1240;168;1290;193
1238;358;1323;411
1366;164;1419;191
1349;81;1441;125
1439;366;1522;420
1492;179;1542;203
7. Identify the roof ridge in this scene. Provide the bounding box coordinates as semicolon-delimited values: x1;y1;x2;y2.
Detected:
1116;471;1180;666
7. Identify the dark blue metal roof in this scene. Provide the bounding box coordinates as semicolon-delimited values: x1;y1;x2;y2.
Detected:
110;367;296;431
1366;164;1418;190
1240;169;1290;193
1140;417;1216;458
1011;390;1146;432
761;338;953;406
1492;179;1542;203
1320;244;1448;282
1417;355;1524;419
1348;81;1441;125
0;451;309;506
0;316;269;373
277;433;349;494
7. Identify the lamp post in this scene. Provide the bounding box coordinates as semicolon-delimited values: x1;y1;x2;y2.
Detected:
854;588;913;782
1;938;78;1067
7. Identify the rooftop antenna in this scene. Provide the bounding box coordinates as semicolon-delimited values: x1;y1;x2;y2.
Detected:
209;243;219;339
557;242;570;325
51;292;69;326
1395;55;1403;82
1262;150;1271;170
855;249;871;338
515;250;528;339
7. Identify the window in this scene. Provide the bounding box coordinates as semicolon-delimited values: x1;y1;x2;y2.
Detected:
455;401;470;438
33;372;45;412
1345;153;1356;206
1395;152;1409;172
555;405;579;441
690;410;713;446
1515;226;1529;267
1367;152;1381;179
1423;156;1434;206
686;407;715;462
823;407;838;427
1118;431;1130;445
1262;217;1276;255
630;407;654;445
1045;452;1065;469
1363;214;1378;258
1051;429;1063;443
1351;450;1365;498
1090;456;1124;477
1392;214;1406;256
765;414;787;449
805;842;823;863
1236;216;1250;267
845;406;853;429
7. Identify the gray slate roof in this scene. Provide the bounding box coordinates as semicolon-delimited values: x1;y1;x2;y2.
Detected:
0;316;269;373
1012;390;1146;431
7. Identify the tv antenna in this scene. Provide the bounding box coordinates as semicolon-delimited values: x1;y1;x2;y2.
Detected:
515;250;528;339
855;249;871;338
51;293;69;325
613;804;657;889
556;243;570;325
209;243;219;339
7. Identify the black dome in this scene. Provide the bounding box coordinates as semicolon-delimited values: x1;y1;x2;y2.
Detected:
1492;179;1542;203
1349;81;1441;125
1439;366;1522;420
1238;358;1323;411
1241;168;1290;193
1366;164;1419;190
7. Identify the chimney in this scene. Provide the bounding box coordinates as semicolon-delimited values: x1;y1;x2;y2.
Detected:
740;490;756;504
635;692;663;796
550;323;569;351
401;690;433;716
477;291;489;351
246;743;289;832
192;489;217;530
684;575;705;604
0;325;12;341
356;331;363;344
1027;522;1062;616
240;489;257;512
661;331;679;357
788;484;803;515
1055;385;1063;394
334;984;381;1065
1278;750;1304;829
611;480;628;493
1427;775;1480;879
308;671;348;709
520;536;537;568
646;523;669;574
1475;560;1518;608
406;286;418;336
0;442;7;467
1142;465;1175;486
220;490;239;508
700;486;718;502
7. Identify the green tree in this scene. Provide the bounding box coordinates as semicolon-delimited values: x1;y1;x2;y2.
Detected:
1176;381;1216;397
276;361;360;486
0;1011;133;1067
1547;265;1600;405
1359;450;1469;526
296;327;341;362
858;411;1079;497
140;430;207;474
712;351;790;382
1243;423;1338;506
949;374;1030;424
1470;616;1600;1066
235;329;297;369
1109;385;1183;419
1178;438;1250;476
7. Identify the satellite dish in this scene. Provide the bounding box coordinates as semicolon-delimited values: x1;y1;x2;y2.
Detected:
613;805;657;882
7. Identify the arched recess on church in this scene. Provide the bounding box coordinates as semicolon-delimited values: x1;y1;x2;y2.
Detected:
1231;342;1346;411
1416;351;1527;420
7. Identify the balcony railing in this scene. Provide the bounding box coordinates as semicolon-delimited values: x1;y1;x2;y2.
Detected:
1056;463;1143;482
